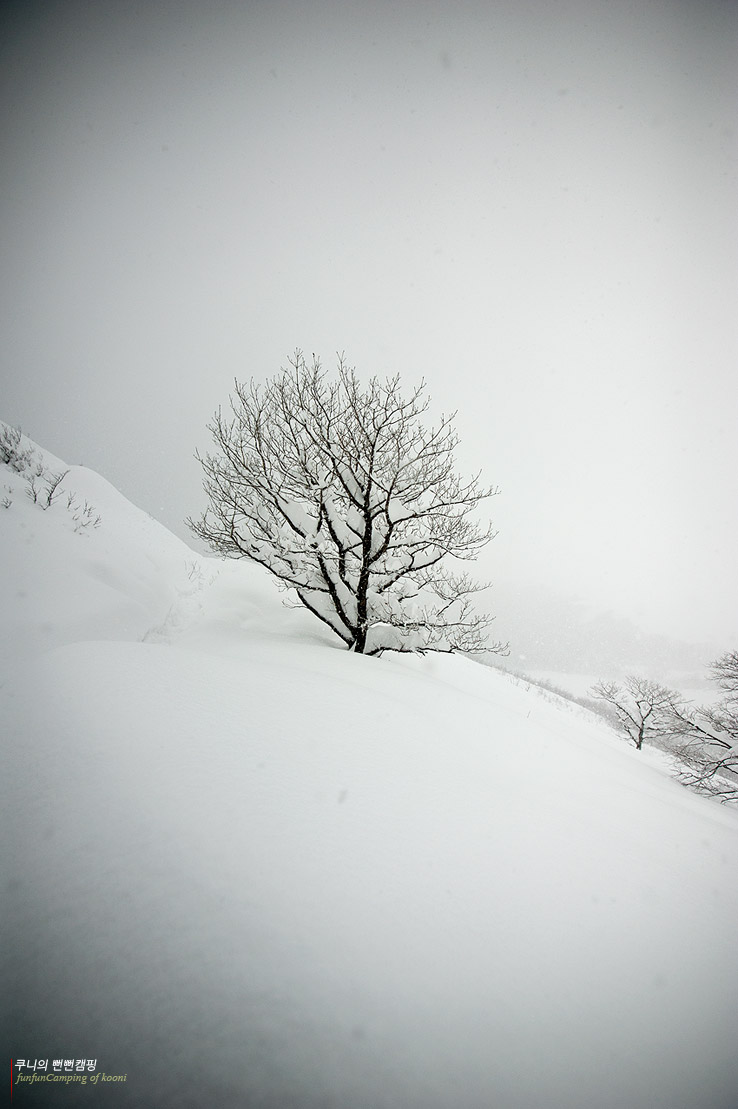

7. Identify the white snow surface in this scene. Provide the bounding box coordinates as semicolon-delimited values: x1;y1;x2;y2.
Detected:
2;433;738;1108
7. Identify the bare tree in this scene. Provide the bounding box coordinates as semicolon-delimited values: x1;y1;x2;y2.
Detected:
591;654;738;803
590;676;684;750
666;650;738;803
189;351;505;656
668;729;738;803
709;650;738;697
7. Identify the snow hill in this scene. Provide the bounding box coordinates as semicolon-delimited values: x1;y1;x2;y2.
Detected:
2;428;738;1109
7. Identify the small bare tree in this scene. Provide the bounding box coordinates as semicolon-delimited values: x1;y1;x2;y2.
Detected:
190;351;505;656
590;676;684;750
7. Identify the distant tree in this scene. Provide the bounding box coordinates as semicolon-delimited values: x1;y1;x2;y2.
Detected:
710;650;738;697
589;676;683;751
666;650;738;803
668;728;738;803
189;351;506;656
591;654;738;803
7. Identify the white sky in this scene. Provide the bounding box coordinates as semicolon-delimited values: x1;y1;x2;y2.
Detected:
1;0;736;648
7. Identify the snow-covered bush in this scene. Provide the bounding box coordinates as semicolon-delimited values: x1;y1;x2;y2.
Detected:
66;493;102;532
1;422;101;533
190;351;505;655
0;423;34;472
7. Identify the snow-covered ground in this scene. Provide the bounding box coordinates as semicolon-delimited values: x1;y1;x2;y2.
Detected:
2;428;738;1108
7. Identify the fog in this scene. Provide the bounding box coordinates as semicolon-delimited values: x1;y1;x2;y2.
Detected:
2;0;736;665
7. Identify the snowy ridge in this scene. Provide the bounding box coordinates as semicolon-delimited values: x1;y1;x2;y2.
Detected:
2;430;738;1109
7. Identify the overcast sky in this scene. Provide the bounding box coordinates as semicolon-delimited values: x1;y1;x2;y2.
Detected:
2;0;736;652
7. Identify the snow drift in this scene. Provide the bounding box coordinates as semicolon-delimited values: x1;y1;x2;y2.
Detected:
2;428;737;1108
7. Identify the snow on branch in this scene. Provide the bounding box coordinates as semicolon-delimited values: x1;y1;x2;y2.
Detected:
189;351;505;656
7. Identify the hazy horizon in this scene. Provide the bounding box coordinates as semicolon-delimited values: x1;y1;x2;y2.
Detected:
2;0;736;655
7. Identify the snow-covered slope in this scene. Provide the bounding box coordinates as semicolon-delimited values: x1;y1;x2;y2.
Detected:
0;434;193;673
2;430;738;1109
